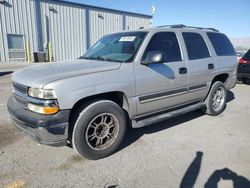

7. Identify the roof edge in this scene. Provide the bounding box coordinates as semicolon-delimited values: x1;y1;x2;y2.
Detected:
46;0;153;18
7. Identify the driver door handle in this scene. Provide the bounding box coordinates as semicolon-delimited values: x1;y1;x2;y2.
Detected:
179;67;187;74
208;63;214;70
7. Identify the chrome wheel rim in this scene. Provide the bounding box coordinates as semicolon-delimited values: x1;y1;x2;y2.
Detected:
85;113;119;151
212;87;225;112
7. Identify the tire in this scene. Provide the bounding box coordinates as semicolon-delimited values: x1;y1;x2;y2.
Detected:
72;100;127;160
204;81;227;116
237;77;242;84
242;78;250;85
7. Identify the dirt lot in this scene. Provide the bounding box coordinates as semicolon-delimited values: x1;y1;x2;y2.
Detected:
0;73;250;188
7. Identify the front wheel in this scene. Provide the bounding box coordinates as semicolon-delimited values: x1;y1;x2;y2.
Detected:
72;100;127;160
203;81;227;116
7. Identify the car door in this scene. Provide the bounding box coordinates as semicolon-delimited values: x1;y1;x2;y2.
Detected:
134;31;189;116
180;31;215;100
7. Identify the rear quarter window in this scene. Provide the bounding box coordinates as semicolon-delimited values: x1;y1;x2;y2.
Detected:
207;32;235;56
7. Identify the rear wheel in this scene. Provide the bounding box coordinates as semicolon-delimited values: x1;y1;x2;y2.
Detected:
72;100;127;160
204;81;227;116
242;78;250;84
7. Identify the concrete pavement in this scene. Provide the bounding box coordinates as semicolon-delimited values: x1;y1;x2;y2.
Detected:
0;73;250;188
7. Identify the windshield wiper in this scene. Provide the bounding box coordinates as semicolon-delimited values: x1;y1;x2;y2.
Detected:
81;56;123;62
95;56;106;61
95;56;123;63
80;57;96;60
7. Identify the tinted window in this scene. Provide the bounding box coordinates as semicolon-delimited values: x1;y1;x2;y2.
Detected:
207;32;235;56
243;50;250;61
182;32;210;60
143;32;182;62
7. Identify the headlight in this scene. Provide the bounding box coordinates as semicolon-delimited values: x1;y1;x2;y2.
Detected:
28;88;57;99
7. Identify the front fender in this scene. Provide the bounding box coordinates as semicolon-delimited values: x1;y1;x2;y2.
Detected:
43;63;136;116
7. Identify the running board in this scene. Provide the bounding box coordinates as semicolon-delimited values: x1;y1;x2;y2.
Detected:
132;102;206;128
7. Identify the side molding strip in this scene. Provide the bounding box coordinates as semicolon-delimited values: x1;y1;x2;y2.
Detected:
139;87;188;104
189;83;207;92
139;83;207;104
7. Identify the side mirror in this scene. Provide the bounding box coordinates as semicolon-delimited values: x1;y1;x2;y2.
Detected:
141;51;166;65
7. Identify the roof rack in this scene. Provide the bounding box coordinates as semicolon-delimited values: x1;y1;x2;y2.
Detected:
157;24;219;32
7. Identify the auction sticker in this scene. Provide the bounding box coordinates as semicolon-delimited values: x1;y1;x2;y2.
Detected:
119;36;136;42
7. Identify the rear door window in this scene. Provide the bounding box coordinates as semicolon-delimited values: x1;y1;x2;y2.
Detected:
207;32;235;56
182;32;210;60
143;32;182;62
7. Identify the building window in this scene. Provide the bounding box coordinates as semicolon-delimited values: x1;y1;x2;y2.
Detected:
7;34;24;50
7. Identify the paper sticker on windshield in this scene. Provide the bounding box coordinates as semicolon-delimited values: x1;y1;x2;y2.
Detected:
119;36;136;42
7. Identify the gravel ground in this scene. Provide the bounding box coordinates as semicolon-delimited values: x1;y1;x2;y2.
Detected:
0;72;250;188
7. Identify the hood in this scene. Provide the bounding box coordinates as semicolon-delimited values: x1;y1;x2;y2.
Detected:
12;59;121;88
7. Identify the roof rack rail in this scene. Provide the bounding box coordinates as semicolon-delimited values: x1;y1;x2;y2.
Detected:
158;24;186;28
157;24;219;32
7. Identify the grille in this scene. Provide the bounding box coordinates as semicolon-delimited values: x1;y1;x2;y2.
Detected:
13;82;28;94
13;93;28;107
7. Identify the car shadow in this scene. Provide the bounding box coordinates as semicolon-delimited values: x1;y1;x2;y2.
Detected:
0;71;13;77
227;90;235;103
121;90;235;151
120;110;204;151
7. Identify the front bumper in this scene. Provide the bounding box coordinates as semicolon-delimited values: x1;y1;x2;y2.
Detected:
7;96;70;146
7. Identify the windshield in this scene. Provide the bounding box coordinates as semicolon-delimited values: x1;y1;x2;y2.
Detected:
81;32;147;62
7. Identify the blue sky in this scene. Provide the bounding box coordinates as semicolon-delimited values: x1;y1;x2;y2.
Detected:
70;0;250;38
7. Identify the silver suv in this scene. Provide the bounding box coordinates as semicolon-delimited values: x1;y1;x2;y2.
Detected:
7;25;237;160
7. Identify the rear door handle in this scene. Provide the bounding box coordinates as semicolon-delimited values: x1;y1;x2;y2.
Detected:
179;67;187;74
208;63;214;70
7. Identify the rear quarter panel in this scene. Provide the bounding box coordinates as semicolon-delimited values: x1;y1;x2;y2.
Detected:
203;32;237;89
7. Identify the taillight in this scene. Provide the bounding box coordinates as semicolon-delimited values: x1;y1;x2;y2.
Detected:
239;58;250;64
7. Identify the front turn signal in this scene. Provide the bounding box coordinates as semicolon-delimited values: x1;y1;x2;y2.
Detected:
28;103;59;115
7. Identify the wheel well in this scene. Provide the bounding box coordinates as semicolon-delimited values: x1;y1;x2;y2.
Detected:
204;73;229;101
67;92;130;144
211;74;229;85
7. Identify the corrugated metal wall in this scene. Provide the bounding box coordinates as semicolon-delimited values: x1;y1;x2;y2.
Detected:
125;15;152;30
40;1;86;61
0;0;38;62
0;0;152;62
88;9;123;46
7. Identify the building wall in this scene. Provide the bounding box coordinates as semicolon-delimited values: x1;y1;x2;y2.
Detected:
0;0;38;62
0;0;152;62
125;15;152;30
88;9;123;46
40;0;86;61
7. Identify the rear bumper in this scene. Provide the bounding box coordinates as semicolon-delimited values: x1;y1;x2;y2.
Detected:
237;73;250;80
7;96;70;146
